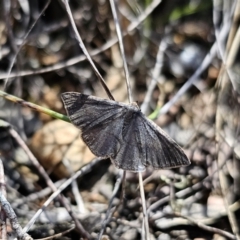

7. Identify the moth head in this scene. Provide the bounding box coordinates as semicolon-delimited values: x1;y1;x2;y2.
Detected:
130;102;139;109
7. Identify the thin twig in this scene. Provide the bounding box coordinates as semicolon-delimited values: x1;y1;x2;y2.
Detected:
97;170;124;240
148;148;234;213
212;0;225;61
127;0;163;33
226;25;240;69
3;0;51;89
225;0;240;55
0;157;7;240
62;157;86;214
141;29;168;115
169;212;236;240
0;0;162;80
8;127;92;239
0;192;33;240
23;157;102;233
138;172;150;240
0;158;32;240
215;3;240;238
34;226;75;240
0;90;70;122
11;180;66;208
159;14;232;116
62;0;114;100
109;0;132;103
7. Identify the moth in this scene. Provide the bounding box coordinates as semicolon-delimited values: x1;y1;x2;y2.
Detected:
61;92;190;172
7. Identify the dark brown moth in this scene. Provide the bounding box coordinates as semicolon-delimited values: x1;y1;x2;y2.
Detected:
61;92;190;172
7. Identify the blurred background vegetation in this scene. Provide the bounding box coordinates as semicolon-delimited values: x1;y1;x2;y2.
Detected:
0;0;240;239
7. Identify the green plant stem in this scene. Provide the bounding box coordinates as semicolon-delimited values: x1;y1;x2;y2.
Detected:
0;90;70;123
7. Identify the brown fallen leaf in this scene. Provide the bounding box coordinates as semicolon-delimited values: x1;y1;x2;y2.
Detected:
29;119;95;178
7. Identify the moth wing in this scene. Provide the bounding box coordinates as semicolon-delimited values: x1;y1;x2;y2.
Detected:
113;111;147;172
62;92;124;128
62;92;190;171
61;92;127;158
139;115;190;169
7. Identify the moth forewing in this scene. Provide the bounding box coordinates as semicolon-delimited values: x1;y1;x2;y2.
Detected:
61;92;190;172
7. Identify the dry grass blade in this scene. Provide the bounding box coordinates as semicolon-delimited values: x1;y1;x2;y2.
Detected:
97;170;124;240
0;0;162;81
3;0;51;90
170;212;236;240
23;158;101;234
141;28;168;115
159;11;232;116
0;158;32;240
2;0;240;239
109;0;132;103
8;127;91;238
62;0;114;101
215;2;240;239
